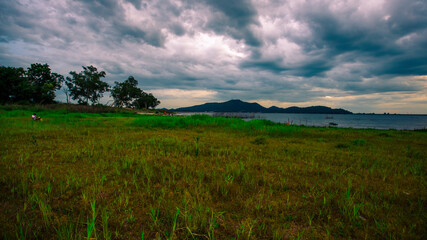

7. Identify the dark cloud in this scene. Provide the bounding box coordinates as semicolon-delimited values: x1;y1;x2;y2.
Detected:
295;0;427;77
113;22;166;47
76;0;120;19
241;55;333;77
0;0;426;112
295;59;332;77
380;56;427;76
206;0;258;27
125;0;143;9
203;0;262;46
240;60;288;73
343;78;420;93
101;61;126;75
0;1;36;42
73;0;168;47
386;0;427;35
169;22;186;36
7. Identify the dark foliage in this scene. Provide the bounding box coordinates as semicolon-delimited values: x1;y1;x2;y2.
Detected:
0;66;27;103
26;63;64;104
65;65;109;105
111;76;161;109
0;64;63;104
111;76;141;108
132;91;160;109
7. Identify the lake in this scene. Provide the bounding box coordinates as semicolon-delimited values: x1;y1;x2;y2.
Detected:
176;112;427;130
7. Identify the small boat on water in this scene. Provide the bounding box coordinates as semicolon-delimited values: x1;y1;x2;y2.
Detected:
329;122;338;126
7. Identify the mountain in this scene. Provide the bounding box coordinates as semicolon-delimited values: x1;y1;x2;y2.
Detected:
172;99;265;112
171;99;352;114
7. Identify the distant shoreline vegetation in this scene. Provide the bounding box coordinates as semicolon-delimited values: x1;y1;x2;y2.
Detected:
170;99;353;114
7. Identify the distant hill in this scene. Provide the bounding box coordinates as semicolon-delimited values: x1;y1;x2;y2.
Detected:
171;99;353;114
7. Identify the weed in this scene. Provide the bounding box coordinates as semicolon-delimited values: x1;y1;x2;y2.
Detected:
352;139;367;146
335;143;350;149
87;199;97;239
1;107;426;239
102;209;111;240
149;206;160;227
251;136;267;145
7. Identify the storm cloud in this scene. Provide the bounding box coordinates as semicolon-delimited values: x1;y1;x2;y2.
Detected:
1;0;426;113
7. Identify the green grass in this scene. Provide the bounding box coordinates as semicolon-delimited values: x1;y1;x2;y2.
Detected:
0;106;426;239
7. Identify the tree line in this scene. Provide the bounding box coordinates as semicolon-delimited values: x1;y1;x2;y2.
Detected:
0;63;160;109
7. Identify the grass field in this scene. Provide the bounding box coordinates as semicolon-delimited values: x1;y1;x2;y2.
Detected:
0;105;426;239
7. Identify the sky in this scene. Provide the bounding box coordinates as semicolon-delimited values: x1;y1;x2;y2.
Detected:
1;0;426;113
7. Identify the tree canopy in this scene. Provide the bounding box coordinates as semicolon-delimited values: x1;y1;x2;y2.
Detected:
27;63;64;104
0;63;63;104
111;76;141;108
111;76;160;109
1;63;161;109
66;65;109;105
0;66;26;103
133;91;160;109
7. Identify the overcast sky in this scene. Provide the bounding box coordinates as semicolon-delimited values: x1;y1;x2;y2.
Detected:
1;0;426;113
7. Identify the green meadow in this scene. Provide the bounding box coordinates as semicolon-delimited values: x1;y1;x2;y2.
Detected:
0;105;426;239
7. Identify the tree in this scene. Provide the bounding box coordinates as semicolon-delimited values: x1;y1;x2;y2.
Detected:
65;65;109;105
0;66;28;103
111;76;141;108
26;63;64;104
1;64;63;104
133;91;160;109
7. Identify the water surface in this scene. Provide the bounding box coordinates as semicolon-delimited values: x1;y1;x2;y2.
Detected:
177;112;427;130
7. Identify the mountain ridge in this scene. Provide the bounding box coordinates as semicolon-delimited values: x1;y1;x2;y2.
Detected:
170;99;353;114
